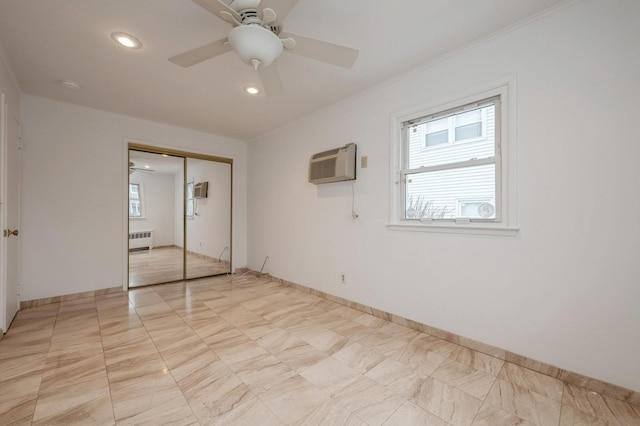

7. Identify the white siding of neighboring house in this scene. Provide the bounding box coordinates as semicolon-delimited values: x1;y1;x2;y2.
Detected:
405;104;496;219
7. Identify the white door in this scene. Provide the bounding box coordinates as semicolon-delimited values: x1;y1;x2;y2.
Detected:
0;93;20;333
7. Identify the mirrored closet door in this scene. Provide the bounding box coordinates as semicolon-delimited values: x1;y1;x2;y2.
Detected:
127;146;232;288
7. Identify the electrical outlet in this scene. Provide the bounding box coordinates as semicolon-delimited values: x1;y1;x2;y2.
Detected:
340;274;346;284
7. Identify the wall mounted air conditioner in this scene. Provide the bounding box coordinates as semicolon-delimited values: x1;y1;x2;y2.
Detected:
194;181;208;198
308;143;357;184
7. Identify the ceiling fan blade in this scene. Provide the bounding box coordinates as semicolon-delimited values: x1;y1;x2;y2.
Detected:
169;39;231;67
192;0;241;23
259;0;298;26
279;32;358;69
258;62;284;97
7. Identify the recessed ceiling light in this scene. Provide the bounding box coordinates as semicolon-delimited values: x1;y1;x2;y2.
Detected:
244;86;260;95
111;32;142;49
143;165;151;169
60;80;81;90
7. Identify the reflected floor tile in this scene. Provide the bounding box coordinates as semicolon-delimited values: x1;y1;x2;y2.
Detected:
397;343;447;377
300;398;366;426
365;357;422;399
300;356;360;396
449;346;505;376
0;393;38;426
332;342;386;374
471;402;534;426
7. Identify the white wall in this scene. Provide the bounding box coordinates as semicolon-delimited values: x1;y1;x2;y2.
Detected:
20;96;248;301
248;0;640;392
129;171;176;247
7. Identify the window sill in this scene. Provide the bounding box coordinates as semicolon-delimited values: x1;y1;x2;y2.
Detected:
129;217;146;221
387;222;519;237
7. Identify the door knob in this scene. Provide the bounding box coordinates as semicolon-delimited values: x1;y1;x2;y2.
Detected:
3;229;18;237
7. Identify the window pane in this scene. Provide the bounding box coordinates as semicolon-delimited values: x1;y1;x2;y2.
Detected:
186;199;194;218
425;129;448;147
129;183;139;199
129;200;141;217
455;122;482;141
187;182;194;199
408;103;495;169
405;163;496;219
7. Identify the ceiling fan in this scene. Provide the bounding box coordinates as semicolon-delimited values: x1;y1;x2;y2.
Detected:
129;162;155;175
169;0;359;96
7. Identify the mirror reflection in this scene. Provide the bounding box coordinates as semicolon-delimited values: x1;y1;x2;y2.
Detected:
128;149;232;287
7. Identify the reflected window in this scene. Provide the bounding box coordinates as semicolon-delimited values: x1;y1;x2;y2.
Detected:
186;181;194;218
129;183;142;217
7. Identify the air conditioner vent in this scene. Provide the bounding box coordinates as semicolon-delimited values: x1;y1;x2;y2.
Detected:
312;148;340;160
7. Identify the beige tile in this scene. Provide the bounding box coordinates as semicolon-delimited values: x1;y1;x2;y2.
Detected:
410;333;460;357
333;377;406;425
31;376;114;426
432;358;497;399
498;362;564;401
449;346;505;376
110;371;197;425
562;383;640;425
259;375;331;424
332;342;386;374
383;400;449;426
412;377;483;426
397;342;447;377
0;393;38;426
559;404;609;426
365;357;422;399
471;402;535;425
299;398;365;425
485;378;562;426
300;356;361;396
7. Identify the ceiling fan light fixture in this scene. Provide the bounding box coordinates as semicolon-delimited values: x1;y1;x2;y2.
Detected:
228;25;283;69
111;32;142;49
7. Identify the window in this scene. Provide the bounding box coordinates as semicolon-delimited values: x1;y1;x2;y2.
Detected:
390;84;517;235
129;183;142;217
186;181;194;218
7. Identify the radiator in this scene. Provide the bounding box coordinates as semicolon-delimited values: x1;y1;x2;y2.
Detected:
129;230;153;250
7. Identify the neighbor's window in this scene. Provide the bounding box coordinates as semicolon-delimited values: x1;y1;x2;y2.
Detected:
129;183;142;217
186;181;194;218
391;85;516;234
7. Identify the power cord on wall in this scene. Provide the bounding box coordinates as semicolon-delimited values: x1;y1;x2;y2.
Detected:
351;180;359;219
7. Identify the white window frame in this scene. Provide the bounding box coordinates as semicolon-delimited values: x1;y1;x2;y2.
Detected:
388;81;518;236
422;107;488;151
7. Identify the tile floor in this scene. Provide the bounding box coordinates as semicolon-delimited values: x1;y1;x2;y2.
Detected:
1;275;639;425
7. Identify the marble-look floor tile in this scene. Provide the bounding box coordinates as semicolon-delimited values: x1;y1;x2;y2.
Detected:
332;342;386;374
31;376;114;426
397;342;448;377
497;362;564;401
449;346;505;376
110;371;197;425
333;377;406;425
562;383;640;426
412;377;483;426
5;275;638;426
471;402;535;426
259;375;330;424
383;400;449;426
365;357;422;399
300;356;360;396
431;358;497;400
300;399;366;426
485;378;562;426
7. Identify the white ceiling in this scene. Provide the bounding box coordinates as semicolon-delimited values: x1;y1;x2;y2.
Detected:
0;0;569;140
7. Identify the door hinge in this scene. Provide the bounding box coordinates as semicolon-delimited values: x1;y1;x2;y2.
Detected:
18;138;23;149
